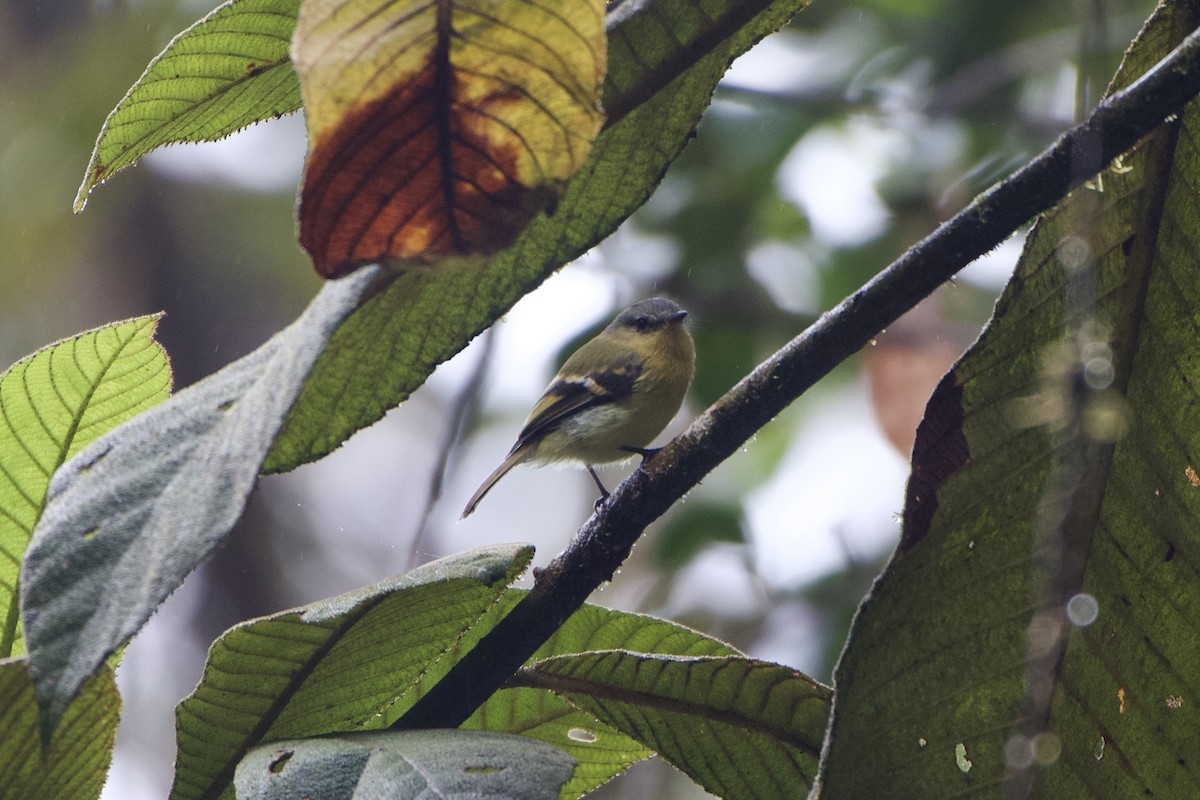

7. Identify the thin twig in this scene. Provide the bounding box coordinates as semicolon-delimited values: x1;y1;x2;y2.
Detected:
407;327;497;570
394;22;1200;731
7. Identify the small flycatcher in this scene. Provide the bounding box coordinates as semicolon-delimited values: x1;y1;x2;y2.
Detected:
461;297;695;518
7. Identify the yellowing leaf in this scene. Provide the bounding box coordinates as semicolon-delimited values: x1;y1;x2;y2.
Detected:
292;0;607;277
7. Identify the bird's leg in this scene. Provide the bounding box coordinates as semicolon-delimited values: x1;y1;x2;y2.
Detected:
587;466;610;510
586;466;610;496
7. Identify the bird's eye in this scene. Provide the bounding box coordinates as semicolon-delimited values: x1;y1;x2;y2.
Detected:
634;316;651;332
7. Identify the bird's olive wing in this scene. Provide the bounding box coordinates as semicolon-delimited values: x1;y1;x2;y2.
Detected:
513;363;641;450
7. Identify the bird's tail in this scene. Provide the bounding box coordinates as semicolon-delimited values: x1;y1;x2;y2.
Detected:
461;448;529;518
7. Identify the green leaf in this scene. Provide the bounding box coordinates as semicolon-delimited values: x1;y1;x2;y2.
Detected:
821;5;1200;798
266;0;814;469
74;0;303;211
21;274;373;738
530;602;743;660
235;730;574;800
525;652;829;799
0;659;120;800
1;315;169;659
465;602;744;799
170;544;531;800
475;691;648;800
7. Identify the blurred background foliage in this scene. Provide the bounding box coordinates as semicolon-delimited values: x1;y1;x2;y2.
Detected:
0;0;1156;796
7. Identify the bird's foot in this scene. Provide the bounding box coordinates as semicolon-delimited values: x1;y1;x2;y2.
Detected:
619;445;662;461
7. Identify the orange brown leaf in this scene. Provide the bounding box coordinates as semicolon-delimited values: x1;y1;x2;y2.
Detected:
292;0;606;277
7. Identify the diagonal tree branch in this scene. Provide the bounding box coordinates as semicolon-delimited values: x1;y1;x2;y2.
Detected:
394;22;1200;730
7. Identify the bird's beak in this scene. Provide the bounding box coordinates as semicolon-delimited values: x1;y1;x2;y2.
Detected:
670;310;688;324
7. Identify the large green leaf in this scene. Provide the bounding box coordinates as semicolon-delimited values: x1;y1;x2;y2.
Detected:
821;5;1200;798
0;315;169;659
464;602;746;799
25;0;812;738
235;730;575;800
74;0;302;211
0;659;119;800
21;273;373;737
527;652;829;799
170;544;531;800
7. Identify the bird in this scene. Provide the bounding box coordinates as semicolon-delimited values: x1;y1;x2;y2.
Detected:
461;297;695;518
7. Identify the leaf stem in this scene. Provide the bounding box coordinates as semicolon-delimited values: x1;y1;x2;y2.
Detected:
0;575;18;658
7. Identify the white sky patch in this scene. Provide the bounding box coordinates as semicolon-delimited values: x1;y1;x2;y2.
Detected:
661;544;762;619
722;33;817;94
777;119;895;247
599;224;681;283
745;381;907;588
722;17;879;96
745;240;821;315
724;31;845;94
958;234;1023;292
146;113;307;193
